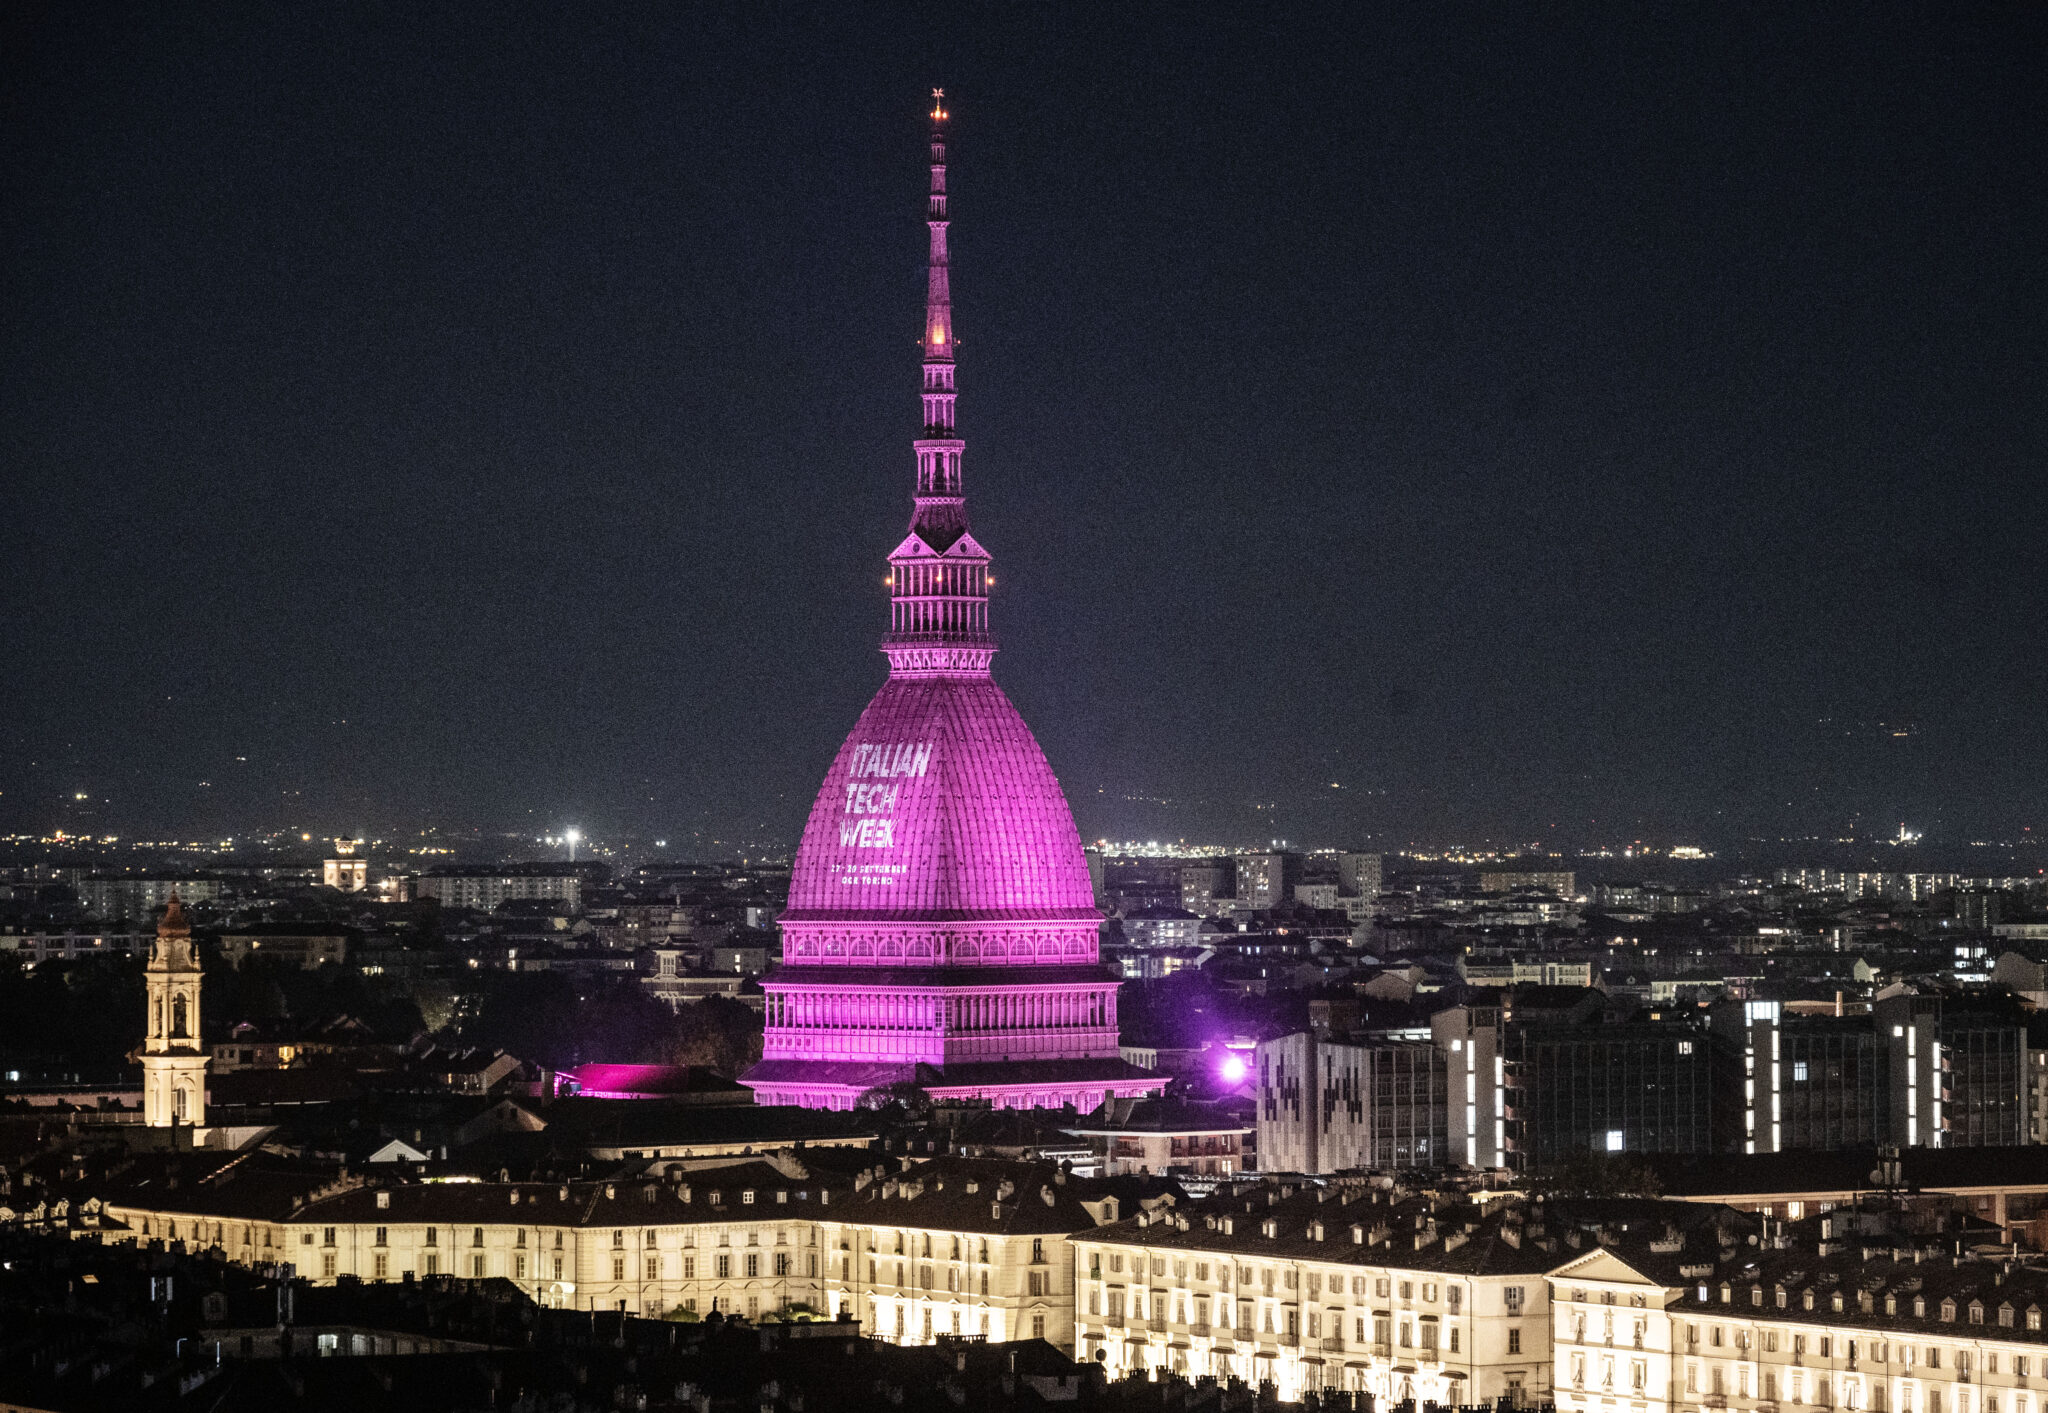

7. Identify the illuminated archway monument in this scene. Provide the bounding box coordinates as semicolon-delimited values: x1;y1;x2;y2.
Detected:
742;99;1163;1112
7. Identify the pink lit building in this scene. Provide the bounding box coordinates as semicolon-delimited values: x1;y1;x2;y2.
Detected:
741;96;1165;1113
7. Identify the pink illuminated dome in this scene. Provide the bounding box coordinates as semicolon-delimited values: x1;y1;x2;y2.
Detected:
741;95;1163;1112
782;676;1098;923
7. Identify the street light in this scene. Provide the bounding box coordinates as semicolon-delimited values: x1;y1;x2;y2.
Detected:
565;828;581;863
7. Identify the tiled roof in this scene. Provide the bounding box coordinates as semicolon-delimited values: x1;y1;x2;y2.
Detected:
1062;1095;1252;1136
1074;1183;1560;1277
93;1153;350;1222
1666;1248;2048;1346
538;1099;879;1150
831;1156;1109;1236
297;1161;836;1228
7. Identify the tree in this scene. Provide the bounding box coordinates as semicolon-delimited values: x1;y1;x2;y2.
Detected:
665;996;763;1078
855;1081;931;1119
1531;1150;1665;1199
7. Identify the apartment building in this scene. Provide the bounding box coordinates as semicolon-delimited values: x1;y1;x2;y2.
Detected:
88;1154;1116;1351
1480;871;1577;900
73;875;223;921
1232;853;1302;912
1069;1182;1555;1405
0;930;152;965
1550;1234;2048;1413
412;867;584;913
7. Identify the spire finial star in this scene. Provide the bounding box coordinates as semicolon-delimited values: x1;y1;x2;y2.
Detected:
930;88;947;121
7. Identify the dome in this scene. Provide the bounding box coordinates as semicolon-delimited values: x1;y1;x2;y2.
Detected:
781;674;1098;922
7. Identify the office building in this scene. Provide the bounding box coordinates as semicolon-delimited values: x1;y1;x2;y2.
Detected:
1507;1018;1711;1163
1256;1033;1455;1174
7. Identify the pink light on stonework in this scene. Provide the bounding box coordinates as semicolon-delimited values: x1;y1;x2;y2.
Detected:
741;96;1165;1113
777;91;1095;943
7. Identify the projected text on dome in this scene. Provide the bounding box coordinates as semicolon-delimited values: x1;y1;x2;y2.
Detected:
834;741;933;856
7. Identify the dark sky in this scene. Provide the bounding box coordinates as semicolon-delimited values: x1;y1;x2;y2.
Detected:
4;3;2045;854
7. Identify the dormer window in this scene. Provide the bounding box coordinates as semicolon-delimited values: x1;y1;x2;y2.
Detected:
1940;1300;1956;1323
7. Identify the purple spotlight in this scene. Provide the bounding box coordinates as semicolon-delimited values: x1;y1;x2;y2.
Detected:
1219;1053;1248;1084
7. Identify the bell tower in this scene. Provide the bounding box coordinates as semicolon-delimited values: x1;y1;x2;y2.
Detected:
142;894;208;1129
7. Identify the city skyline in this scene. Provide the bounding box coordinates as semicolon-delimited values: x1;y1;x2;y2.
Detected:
5;7;2045;849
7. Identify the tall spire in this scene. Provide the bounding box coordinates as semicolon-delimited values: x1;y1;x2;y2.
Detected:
884;91;994;678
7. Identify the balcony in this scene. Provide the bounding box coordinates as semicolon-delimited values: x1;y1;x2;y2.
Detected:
1190;1324;1212;1338
1322;1338;1347;1353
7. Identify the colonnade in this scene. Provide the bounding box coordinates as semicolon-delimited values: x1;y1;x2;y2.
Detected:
762;987;1113;1034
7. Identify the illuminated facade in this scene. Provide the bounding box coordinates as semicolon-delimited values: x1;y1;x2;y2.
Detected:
1549;1244;2048;1413
141;896;208;1130
742;97;1161;1112
1072;1189;1554;1405
96;1155;1104;1343
323;838;368;891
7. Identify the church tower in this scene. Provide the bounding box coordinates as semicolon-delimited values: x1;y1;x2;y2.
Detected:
142;894;207;1129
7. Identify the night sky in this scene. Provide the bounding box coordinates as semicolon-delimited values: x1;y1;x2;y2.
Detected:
4;5;2045;854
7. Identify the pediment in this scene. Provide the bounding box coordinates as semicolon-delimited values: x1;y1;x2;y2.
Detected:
1548;1248;1664;1288
889;531;989;561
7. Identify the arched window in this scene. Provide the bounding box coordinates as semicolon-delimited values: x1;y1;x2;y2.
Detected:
171;994;189;1039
